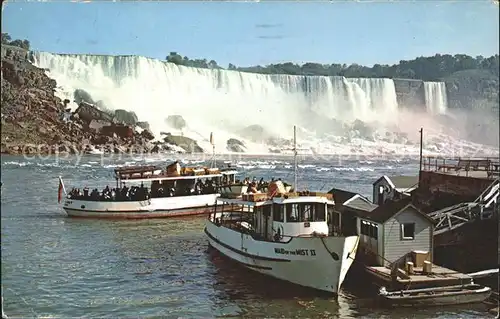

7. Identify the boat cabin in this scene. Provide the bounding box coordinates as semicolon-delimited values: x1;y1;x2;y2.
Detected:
211;186;336;242
67;163;238;202
114;164;237;188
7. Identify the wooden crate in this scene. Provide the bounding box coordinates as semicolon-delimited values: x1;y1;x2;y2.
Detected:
248;193;269;202
193;168;206;176
205;168;220;175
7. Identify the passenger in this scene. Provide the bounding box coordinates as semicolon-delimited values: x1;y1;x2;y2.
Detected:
83;187;89;198
121;184;129;200
90;188;99;200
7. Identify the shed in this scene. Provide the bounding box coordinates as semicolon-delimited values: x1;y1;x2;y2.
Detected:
372;175;419;205
356;197;436;267
328;188;378;236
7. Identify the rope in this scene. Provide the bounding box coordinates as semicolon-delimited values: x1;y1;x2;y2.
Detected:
320;235;360;262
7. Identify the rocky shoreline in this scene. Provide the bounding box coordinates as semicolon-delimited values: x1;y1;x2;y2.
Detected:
0;45;206;156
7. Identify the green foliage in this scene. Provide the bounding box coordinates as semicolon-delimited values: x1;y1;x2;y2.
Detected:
165;51;499;81
1;33;30;50
165;52;221;69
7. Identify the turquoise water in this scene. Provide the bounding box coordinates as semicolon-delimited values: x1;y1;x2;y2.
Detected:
1;154;493;318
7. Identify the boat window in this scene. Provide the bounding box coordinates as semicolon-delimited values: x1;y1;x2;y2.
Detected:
273;204;284;222
316;203;326;221
285;203;326;223
262;205;272;218
401;223;415;240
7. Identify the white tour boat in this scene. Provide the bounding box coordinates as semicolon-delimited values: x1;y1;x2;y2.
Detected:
204;127;360;294
59;161;241;218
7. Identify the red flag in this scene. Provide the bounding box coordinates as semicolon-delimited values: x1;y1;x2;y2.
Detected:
58;177;63;203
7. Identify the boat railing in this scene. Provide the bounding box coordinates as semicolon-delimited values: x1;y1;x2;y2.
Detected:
421;156;500;178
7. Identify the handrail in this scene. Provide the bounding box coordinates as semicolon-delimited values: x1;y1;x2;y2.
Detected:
421;156;500;176
475;178;499;204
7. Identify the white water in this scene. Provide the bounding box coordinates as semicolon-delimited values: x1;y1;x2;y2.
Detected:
424;81;448;115
31;52;497;156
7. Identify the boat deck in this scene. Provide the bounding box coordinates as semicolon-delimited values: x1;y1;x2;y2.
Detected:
366;264;473;289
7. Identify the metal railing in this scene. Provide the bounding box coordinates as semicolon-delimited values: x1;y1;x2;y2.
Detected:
429;178;499;235
422;156;500;178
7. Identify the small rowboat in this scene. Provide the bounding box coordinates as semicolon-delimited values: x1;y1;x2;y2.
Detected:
378;284;492;307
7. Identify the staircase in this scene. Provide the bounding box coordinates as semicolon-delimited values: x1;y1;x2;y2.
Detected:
429;178;499;236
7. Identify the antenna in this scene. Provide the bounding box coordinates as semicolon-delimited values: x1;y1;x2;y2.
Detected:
293;125;298;191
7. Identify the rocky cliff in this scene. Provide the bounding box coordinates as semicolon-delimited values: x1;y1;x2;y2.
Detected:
0;45;196;155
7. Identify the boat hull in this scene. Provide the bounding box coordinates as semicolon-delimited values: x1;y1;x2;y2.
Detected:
62;194;219;219
205;221;359;294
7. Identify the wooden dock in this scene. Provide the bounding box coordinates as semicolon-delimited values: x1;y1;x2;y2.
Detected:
365;263;474;290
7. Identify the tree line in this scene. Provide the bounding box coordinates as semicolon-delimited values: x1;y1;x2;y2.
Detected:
166;51;499;81
1;33;30;50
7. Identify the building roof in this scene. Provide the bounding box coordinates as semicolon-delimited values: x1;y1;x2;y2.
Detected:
327;187;358;206
373;175;419;192
360;197;437;225
343;194;379;213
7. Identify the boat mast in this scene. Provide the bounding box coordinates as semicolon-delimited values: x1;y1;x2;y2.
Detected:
293;125;298;191
210;132;216;168
419;128;423;185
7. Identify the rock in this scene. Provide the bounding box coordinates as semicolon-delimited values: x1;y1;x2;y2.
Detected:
114;109;138;125
165;115;186;130
238;124;268;142
352;119;375;139
136;121;150;130
140;129;155;141
89;119;112;132
73;89;95;105
74;101;114;124
266;136;290;147
100;124;134;139
162;133;203;153
226;138;246;152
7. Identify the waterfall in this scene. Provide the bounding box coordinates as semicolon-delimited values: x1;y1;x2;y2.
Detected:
31;51;404;152
424;81;448;114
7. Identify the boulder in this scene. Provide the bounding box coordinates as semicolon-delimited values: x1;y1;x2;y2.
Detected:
114;109;138;125
140;129;155;141
238;124;268;142
73;89;95;105
162;133;203;153
226;138;246;152
136;121;150;130
165;115;186;130
74;101;114;124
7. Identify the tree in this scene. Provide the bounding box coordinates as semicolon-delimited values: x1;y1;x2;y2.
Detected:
1;33;11;44
1;33;30;50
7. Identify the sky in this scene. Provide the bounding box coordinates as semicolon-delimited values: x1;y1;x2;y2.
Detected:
2;1;499;68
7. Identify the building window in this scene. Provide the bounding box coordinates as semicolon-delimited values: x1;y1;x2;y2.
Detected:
401;223;415;240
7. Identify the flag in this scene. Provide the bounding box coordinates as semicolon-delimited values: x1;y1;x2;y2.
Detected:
210;132;214;145
58;176;66;203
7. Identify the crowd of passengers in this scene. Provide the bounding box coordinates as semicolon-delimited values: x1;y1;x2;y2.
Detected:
67;176;287;202
68;178;221;201
238;177;287;193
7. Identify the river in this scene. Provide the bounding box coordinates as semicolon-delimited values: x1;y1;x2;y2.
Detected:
1;154;493;318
